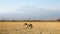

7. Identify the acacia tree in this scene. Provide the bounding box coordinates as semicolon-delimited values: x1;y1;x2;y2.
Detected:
12;20;15;22
1;20;5;22
57;19;60;21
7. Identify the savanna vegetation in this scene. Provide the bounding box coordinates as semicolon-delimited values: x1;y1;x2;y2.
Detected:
0;22;60;34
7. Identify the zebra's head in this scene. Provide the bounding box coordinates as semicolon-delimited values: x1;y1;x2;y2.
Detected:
24;23;27;25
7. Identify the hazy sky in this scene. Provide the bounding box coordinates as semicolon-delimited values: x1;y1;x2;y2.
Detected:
0;0;60;20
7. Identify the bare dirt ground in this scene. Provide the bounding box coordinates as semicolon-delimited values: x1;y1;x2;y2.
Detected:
0;22;60;34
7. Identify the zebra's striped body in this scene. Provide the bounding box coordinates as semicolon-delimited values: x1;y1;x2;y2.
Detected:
24;23;33;29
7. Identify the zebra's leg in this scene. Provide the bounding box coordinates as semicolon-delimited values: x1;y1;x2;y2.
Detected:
24;25;27;29
30;25;33;29
30;26;32;29
27;24;30;29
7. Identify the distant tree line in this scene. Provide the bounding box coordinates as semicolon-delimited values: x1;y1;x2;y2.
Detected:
0;19;60;22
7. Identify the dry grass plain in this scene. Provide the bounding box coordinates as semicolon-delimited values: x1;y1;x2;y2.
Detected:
0;22;60;34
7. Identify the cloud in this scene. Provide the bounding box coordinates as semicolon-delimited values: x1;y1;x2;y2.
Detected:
0;9;19;14
46;7;60;11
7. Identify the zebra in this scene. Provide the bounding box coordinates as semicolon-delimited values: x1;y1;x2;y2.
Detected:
24;23;33;29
